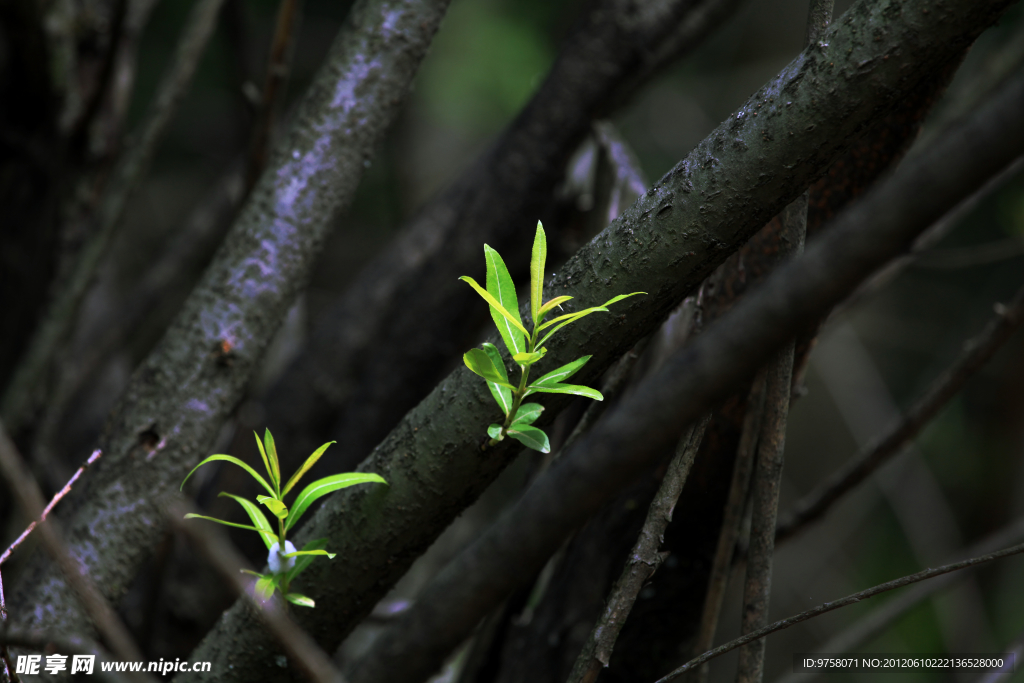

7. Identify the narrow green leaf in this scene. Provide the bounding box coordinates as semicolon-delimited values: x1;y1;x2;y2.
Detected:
537;295;573;324
254;575;277;601
282;441;336;495
513;351;545;366
511;403;543;426
459;276;530;350
599;291;646;307
256;495;289;520
464;349;516;389
218;492;277;549
537;308;610;348
287;472;388;531
254;432;273;489
487;423;504;440
263;429;281;491
286;539;331;582
281;549;336;560
286;594;315;608
530;221;547;324
533;356;591;387
183;514;265;535
181;454;275;498
526;383;604;401
481;343;513;416
507;425;551;453
536;306;609;333
240;569;268;579
484;244;527;355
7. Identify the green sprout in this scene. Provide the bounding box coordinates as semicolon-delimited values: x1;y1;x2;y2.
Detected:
180;429;387;607
461;221;644;453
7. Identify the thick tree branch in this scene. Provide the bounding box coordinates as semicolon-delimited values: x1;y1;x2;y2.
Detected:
263;0;747;469
337;56;1024;683
9;0;450;645
177;3;1020;681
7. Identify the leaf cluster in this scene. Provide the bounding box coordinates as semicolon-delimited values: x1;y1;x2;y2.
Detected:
461;222;643;452
181;429;387;607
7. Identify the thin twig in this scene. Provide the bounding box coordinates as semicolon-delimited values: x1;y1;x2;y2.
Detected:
0;449;101;566
0;423;147;672
690;371;768;683
244;0;303;195
567;415;712;683
165;499;345;683
654;540;1024;683
735;190;808;683
0;0;227;435
772;516;1024;683
827;155;1024;322
776;282;1024;543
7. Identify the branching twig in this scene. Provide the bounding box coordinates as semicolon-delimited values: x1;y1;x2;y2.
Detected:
567;415;712;683
653;540;1024;683
0;0;227;436
0;423;146;670
244;0;303;195
165;500;345;683
776;282;1024;543
690;371;768;683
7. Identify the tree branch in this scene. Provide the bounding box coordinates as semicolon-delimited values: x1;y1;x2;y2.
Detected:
0;423;147;675
179;3;1021;681
772;516;1024;683
567;415;711;683
335;54;1024;683
775;282;1024;543
262;0;747;470
8;0;451;648
655;539;1024;682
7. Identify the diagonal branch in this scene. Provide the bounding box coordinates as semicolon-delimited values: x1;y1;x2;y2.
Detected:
8;0;451;650
567;415;712;683
337;57;1024;683
0;424;147;676
776;282;1024;543
180;3;1021;681
654;540;1024;683
263;0;748;469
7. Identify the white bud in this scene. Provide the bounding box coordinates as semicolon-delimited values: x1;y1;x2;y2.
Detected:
267;540;297;573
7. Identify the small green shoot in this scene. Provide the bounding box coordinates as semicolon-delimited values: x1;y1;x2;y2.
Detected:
181;429;387;607
461;221;644;452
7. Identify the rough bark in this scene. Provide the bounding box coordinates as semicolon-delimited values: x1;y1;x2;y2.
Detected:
262;0;746;470
178;2;1018;681
343;61;1024;683
8;0;450;643
471;24;968;683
